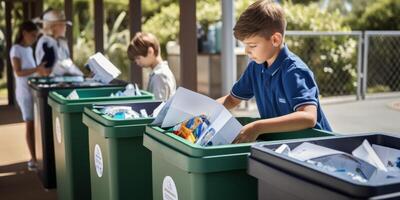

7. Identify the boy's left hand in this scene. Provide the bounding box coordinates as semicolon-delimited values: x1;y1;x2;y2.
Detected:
232;123;259;144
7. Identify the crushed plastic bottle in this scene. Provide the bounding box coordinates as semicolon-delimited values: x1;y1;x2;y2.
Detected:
98;105;150;119
123;83;136;96
109;83;141;97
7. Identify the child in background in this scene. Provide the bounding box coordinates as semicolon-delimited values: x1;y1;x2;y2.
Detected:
127;32;176;101
217;1;332;143
10;21;49;170
35;9;83;76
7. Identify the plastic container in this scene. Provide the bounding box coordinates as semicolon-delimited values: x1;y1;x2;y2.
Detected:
82;101;162;200
29;76;124;189
248;133;400;200
143;118;335;200
48;87;153;199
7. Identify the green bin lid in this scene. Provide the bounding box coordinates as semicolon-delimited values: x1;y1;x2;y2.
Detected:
48;87;154;113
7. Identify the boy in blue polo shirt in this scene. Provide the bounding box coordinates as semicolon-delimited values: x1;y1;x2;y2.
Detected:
217;0;332;143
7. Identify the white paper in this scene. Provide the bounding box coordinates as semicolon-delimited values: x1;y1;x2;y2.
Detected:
87;52;121;84
372;144;400;172
152;87;243;146
154;87;225;128
289;142;344;161
151;97;173;126
275;144;291;155
196;109;242;146
66;89;79;100
352;140;388;172
135;83;142;96
311;154;377;180
151;102;165;118
140;109;148;118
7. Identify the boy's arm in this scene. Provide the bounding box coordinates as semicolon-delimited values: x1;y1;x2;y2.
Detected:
217;94;242;110
232;104;317;143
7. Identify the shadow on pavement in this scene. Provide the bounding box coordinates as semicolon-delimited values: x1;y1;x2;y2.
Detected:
0;162;57;200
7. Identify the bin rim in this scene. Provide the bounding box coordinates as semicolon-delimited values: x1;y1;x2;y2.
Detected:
49;87;153;104
28;78;115;93
48;90;154;113
144;124;337;157
82;100;162;127
82;112;154;138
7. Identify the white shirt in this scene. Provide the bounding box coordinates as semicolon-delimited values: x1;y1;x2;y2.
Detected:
35;35;83;76
147;61;176;101
10;44;36;95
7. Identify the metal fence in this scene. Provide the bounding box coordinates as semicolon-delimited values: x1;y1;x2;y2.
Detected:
363;31;400;98
285;31;400;100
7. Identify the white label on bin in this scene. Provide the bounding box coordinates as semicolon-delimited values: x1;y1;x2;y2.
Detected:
94;144;103;178
162;176;178;200
55;117;62;144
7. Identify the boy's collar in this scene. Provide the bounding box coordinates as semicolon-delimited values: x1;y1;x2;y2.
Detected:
150;61;168;74
264;44;289;76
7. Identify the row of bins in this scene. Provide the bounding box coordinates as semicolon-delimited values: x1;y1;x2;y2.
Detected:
30;76;400;200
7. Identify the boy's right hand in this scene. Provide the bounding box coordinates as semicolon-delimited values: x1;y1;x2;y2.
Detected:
37;62;51;76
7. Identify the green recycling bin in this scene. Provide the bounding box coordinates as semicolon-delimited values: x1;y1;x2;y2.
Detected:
143;118;337;200
48;87;153;200
82;101;163;200
29;76;125;189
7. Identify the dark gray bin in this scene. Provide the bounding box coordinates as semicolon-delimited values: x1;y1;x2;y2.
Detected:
248;133;400;200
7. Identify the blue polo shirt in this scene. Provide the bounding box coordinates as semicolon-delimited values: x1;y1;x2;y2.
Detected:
231;45;332;131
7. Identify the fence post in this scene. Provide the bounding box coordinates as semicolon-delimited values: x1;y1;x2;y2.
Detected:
356;32;363;100
362;32;369;100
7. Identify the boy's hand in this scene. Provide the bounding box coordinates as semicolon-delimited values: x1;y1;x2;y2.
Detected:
232;123;259;144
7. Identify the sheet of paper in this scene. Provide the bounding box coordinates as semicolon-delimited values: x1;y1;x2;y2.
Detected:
151;95;175;126
312;154;377;180
196;109;242;146
157;87;224;128
290;142;344;161
151;102;166;119
88;52;121;83
372;144;400;172
66;89;79;100
352;140;388;172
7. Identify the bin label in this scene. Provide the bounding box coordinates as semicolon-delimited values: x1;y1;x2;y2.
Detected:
55;117;62;144
94;144;103;178
162;176;178;200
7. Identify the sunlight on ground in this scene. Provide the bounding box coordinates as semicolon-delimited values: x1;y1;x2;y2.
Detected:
0;123;30;166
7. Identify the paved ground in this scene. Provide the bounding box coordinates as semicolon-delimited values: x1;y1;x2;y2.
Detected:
323;96;400;135
232;93;400;135
0;93;399;199
0;106;57;200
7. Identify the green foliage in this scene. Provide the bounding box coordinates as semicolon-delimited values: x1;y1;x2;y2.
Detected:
73;10;131;81
285;2;350;31
197;0;221;30
284;2;357;96
235;0;255;19
142;0;255;53
104;11;131;81
345;0;400;93
347;0;400;30
143;3;180;51
44;0;63;10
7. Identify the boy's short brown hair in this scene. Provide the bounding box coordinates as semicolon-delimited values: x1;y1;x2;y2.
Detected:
234;0;286;41
127;32;160;59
